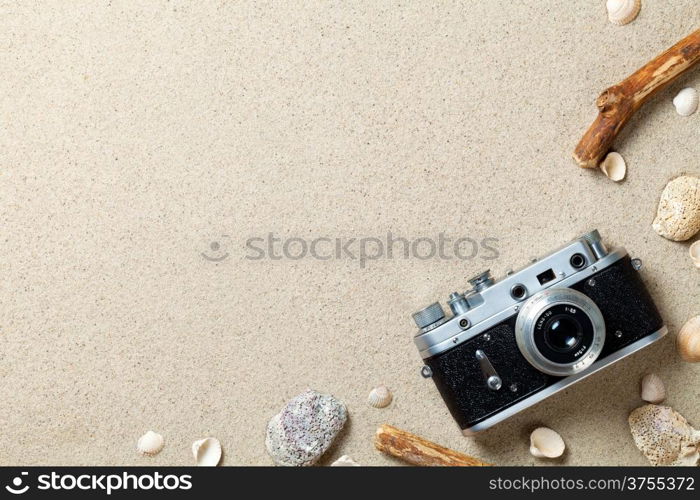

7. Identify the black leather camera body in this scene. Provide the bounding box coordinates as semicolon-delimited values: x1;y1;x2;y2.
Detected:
412;231;665;434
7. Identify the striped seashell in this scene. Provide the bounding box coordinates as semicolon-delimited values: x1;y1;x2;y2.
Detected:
673;88;698;116
640;373;665;404
368;386;393;408
137;431;164;456
192;437;222;466
678;316;700;362
331;455;360;466
599;151;626;182
606;0;641;26
529;427;565;458
689;241;700;269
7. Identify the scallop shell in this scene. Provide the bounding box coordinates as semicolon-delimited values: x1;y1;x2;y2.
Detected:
640;373;665;404
673;88;699;116
368;386;392;408
677;315;700;362
331;455;360;466
599;151;627;182
629;404;700;466
690;241;700;269
606;0;641;25
137;431;164;456
192;437;222;466
652;175;700;241
529;427;565;458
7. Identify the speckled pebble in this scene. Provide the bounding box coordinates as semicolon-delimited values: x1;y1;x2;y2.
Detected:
265;389;347;466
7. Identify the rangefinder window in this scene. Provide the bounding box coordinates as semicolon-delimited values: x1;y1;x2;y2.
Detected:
536;268;556;285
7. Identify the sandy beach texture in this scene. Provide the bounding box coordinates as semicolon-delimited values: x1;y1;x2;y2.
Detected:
1;1;698;466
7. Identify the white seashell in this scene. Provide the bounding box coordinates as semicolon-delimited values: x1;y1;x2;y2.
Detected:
331;455;360;466
137;431;164;456
677;315;700;362
599;151;627;182
629;404;700;465
192;437;222;466
673;88;699;116
640;373;665;404
652;175;700;241
368;386;393;408
690;241;700;269
606;0;641;26
529;427;566;458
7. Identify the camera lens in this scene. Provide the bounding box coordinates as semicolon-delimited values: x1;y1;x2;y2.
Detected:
543;315;582;351
515;288;606;376
531;303;594;365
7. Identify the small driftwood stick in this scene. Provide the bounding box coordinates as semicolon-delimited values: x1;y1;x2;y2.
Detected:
573;29;700;169
374;424;492;466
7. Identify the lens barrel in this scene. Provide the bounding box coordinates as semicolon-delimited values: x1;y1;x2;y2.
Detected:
515;288;606;376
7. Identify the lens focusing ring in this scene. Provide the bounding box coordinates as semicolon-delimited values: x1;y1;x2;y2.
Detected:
515;288;605;376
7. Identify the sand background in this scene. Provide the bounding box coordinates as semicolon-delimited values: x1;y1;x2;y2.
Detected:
1;1;698;466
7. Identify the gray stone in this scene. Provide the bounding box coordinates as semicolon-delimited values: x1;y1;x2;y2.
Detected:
266;389;348;466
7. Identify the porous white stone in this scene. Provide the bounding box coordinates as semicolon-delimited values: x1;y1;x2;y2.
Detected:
266;390;347;466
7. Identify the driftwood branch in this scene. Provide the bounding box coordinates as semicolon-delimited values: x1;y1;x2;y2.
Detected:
374;424;492;466
573;29;700;169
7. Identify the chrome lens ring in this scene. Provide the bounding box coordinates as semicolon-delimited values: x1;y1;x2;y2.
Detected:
515;288;606;376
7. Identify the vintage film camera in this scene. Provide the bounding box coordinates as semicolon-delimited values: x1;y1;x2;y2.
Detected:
412;230;666;434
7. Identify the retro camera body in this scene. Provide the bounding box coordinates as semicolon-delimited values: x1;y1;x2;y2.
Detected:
412;230;666;434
